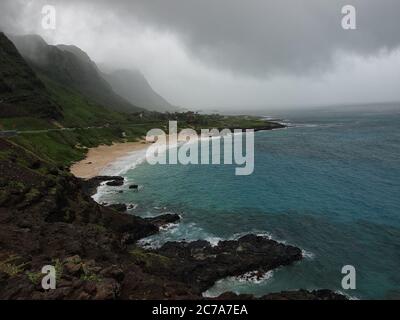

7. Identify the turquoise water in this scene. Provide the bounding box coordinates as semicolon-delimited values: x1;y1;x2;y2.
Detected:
97;104;400;300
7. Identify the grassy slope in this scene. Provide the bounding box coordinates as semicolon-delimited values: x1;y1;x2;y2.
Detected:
0;32;62;121
3;75;161;165
2;69;278;168
1;33;280;168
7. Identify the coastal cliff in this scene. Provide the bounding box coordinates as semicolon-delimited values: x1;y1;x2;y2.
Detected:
0;31;344;300
0;138;345;299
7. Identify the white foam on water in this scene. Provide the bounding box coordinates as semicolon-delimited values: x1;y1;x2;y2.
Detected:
202;270;274;298
302;249;316;260
100;147;149;176
126;203;139;211
230;231;273;241
159;222;180;232
137;221;222;249
235;270;274;284
92;179;125;203
336;290;360;300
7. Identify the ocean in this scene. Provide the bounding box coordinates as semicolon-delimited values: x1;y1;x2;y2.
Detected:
95;103;400;300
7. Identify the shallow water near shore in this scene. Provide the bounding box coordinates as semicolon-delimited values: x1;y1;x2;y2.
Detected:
96;104;400;300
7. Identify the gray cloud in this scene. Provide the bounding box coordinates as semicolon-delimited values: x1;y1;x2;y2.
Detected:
1;0;400;109
2;0;400;77
60;0;400;77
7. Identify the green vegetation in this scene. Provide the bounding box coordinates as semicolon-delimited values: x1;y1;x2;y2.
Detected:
9;123;161;166
0;117;55;131
24;187;41;203
42;75;128;128
130;247;172;270
80;264;102;282
0;33;62;120
1;32;280;169
89;224;107;233
0;255;26;277
6;112;279;167
53;258;64;282
26;271;42;286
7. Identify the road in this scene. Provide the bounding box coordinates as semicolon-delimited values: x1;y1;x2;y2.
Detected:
0;122;157;137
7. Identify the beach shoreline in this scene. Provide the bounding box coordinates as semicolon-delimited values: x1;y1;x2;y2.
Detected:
69;125;285;180
69;132;203;179
70;140;150;179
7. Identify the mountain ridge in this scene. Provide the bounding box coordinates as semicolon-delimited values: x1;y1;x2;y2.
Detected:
103;68;177;112
0;32;62;120
9;34;144;114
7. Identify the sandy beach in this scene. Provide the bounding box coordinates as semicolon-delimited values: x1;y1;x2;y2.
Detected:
70;133;205;179
70;140;150;179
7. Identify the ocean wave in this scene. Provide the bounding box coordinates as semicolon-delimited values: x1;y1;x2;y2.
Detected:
335;290;359;300
138;221;315;263
126;203;139;211
230;230;273;241
91;179;124;202
235;270;274;284
301;249;315;260
138;221;223;249
290;123;319;128
100;148;148;176
159;222;180;232
202;270;274;298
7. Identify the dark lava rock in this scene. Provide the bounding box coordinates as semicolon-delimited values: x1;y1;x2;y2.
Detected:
106;180;124;187
28;160;41;170
216;289;347;300
261;289;347;300
107;203;128;212
0;138;344;300
129;184;139;190
145;214;180;228
151;234;302;293
81;176;124;196
223;122;286;133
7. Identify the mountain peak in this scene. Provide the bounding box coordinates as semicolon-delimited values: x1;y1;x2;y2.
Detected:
10;34;143;113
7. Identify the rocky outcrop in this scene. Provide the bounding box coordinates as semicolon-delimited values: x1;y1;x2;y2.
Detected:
0;138;344;300
106;179;124;187
81;176;124;196
222;122;286;133
145;213;180;227
151;235;302;293
106;203;127;212
216;289;347;300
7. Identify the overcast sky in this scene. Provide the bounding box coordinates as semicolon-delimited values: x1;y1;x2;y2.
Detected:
1;0;400;111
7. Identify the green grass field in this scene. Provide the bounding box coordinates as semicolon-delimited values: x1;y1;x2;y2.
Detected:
2;74;278;167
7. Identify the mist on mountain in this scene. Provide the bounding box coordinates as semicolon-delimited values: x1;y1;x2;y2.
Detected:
103;68;180;112
9;34;144;114
0;32;62;120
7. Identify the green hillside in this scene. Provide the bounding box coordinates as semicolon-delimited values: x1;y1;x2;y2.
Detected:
11;34;144;114
104;68;177;112
0;32;62;121
0;32;282;168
